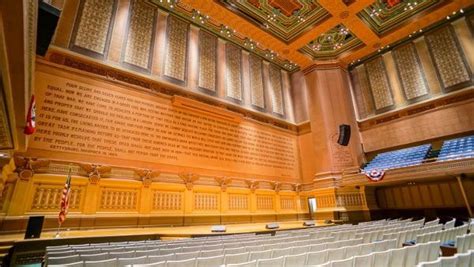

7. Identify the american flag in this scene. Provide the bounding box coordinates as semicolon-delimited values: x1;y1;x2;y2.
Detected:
58;168;72;225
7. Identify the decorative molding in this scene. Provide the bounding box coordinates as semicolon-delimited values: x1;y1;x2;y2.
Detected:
179;173;199;190
215;177;231;192
14;157;50;181
135;169;161;188
245;180;259;193
358;89;474;130
78;163;112;184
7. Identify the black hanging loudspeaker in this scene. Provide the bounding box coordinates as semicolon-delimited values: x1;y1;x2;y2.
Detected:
36;1;61;56
337;124;351;146
24;216;44;239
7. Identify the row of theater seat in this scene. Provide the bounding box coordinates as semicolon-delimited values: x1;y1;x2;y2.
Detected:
219;240;441;267
362;134;474;173
363;144;431;172
438;135;474;161
46;218;471;267
417;249;474;267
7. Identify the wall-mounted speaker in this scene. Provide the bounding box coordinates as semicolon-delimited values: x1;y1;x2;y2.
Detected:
210;225;226;232
337;124;351;146
36;1;61;56
24;216;44;239
265;223;279;229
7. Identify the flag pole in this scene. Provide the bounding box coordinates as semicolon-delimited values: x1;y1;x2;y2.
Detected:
54;222;62;238
55;166;72;238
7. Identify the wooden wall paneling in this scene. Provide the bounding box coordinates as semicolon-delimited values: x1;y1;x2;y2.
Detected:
409;185;422;208
382;52;405;107
151;10;168;76
52;0;80;48
428;184;443;207
108;0;131;63
400;186;411;208
449;181;465;207
439;182;455;206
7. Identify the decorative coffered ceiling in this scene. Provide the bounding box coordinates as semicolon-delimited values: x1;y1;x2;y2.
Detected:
299;24;363;60
151;0;472;71
358;0;442;35
217;0;330;43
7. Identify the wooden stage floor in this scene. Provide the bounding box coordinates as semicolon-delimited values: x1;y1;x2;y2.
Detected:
0;220;332;243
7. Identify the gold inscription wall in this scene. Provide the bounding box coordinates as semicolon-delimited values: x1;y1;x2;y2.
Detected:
29;66;299;180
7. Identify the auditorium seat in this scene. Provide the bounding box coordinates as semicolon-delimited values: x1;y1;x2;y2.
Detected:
334;257;356;267
79;252;108;261
437;135;474;161
456;233;474;253
353;254;373;266
256;256;284;267
224;252;250;265
363;144;431;172
444;219;455;230
306;250;328;265
226;260;257;267
133;262;166;267
84;258;116;267
49;262;84;267
166;258;196;267
417;250;474;267
48;255;81;265
118;256;147;266
195;255;225;267
147;254;175;262
249;250;272;261
283;253;306;267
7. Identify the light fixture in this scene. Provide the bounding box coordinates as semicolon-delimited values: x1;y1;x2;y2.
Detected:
219;25;235;38
403;0;419;11
244;38;256;50
264;49;276;60
191;9;209;25
159;0;178;9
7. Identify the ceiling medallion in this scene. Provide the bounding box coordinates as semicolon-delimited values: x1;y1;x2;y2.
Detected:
299;24;363;60
359;0;441;35
217;0;330;43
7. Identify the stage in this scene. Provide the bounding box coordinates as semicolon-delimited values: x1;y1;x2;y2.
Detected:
1;220;332;243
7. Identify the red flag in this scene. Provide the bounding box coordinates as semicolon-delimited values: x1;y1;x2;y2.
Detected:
24;95;36;135
58;168;72;225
